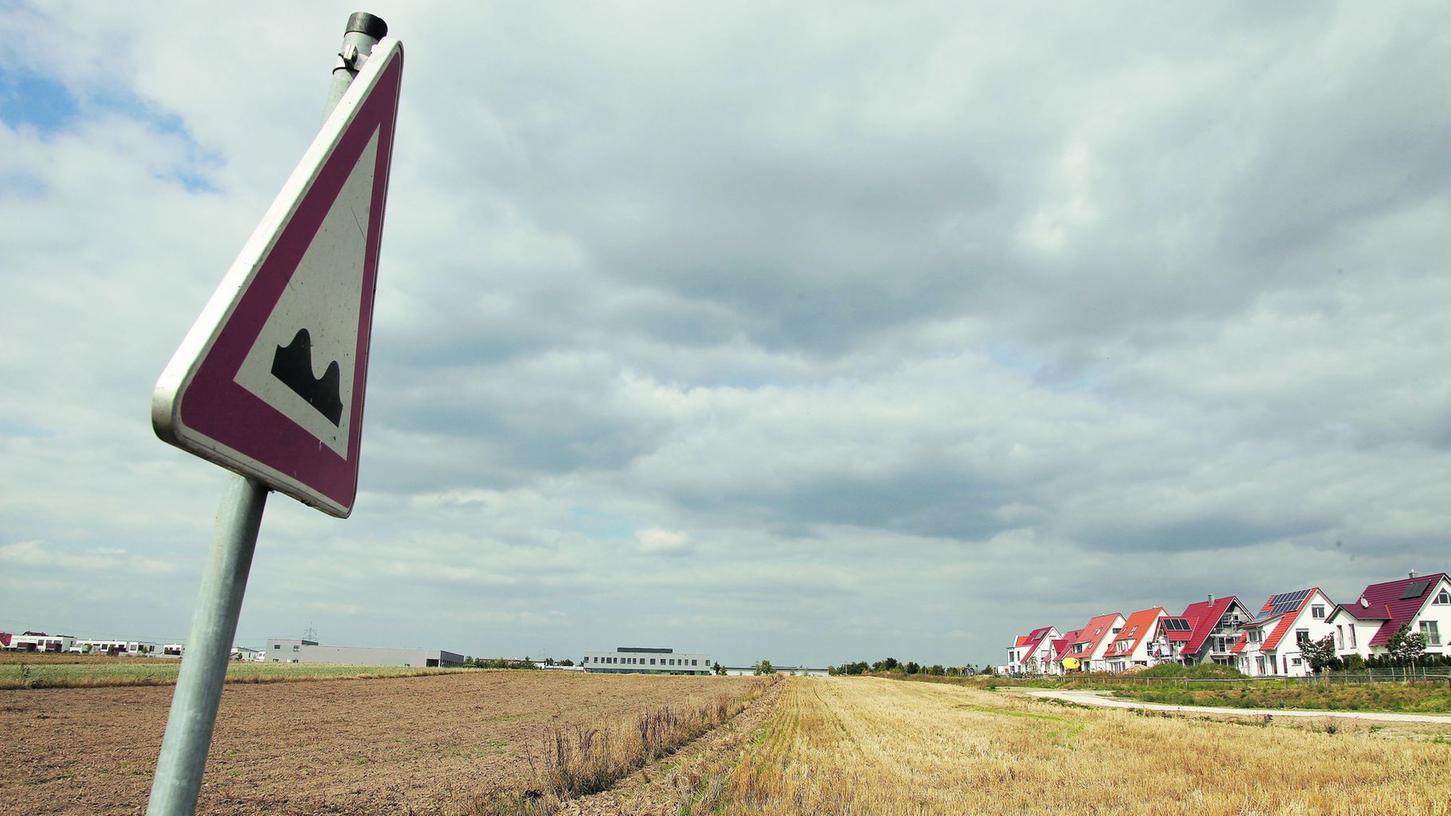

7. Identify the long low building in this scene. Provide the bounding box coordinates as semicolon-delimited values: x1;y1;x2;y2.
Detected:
581;646;712;675
266;638;464;668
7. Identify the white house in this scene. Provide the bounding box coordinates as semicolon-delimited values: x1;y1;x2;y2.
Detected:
1327;571;1450;659
1148;595;1256;667
1099;607;1167;672
1058;612;1125;673
1005;626;1060;675
1233;588;1336;677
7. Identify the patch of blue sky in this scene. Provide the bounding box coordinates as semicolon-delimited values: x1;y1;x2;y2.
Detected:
0;68;77;134
0;66;221;193
92;90;223;193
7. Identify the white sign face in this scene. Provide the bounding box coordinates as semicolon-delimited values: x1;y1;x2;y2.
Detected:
232;129;379;459
152;39;403;518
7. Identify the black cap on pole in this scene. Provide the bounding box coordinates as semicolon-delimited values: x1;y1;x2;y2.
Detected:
346;12;388;40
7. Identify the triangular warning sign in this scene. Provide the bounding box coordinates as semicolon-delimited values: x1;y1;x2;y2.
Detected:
153;40;403;518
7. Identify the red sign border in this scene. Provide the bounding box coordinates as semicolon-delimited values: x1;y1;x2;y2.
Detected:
154;42;403;517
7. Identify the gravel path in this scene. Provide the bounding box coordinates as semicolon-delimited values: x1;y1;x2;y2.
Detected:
1024;688;1451;724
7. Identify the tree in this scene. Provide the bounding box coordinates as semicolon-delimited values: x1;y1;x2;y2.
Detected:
754;659;776;675
713;661;725;675
904;661;921;675
1300;635;1339;675
1387;624;1427;672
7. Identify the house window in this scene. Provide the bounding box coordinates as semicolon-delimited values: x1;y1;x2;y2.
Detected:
1311;605;1325;619
1295;630;1310;647
1335;626;1343;650
1248;630;1262;643
1348;626;1356;648
1420;621;1441;647
1436;590;1450;605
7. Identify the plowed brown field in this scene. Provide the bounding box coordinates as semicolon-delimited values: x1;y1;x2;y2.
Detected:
0;670;757;815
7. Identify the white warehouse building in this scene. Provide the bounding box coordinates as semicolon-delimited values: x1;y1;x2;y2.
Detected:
581;646;712;675
266;638;465;668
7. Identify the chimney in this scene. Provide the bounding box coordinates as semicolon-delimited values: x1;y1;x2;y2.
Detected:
1207;594;1214;605
1409;569;1417;579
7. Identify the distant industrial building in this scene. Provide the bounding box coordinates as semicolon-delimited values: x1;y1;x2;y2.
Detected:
266;638;464;668
581;646;712;675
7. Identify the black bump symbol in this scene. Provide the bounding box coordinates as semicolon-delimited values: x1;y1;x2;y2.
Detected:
270;329;343;426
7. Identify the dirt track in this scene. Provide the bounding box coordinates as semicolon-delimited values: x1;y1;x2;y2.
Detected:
0;670;754;815
1022;688;1451;723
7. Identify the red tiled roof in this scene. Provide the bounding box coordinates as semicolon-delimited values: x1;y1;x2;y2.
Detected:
1177;595;1243;656
1103;607;1165;658
1347;573;1449;647
1066;613;1123;661
1331;602;1390;621
1255;588;1324;651
1229;632;1247;654
1020;627;1054;657
1052;630;1081;662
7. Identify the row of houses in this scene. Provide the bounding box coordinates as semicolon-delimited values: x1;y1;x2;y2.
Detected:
1005;570;1450;678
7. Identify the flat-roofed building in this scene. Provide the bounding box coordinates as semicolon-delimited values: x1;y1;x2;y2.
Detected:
581;646;712;675
266;638;464;668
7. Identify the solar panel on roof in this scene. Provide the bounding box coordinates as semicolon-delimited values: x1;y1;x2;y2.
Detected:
1401;580;1431;600
1256;589;1310;620
1162;618;1191;631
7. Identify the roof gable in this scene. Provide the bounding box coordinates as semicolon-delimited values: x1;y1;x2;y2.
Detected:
1052;630;1082;662
1074;612;1125;658
1177;595;1247;656
1019;627;1058;660
1258;588;1327;650
1104;607;1166;658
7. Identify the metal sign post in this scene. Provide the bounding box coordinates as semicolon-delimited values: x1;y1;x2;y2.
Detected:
146;14;393;816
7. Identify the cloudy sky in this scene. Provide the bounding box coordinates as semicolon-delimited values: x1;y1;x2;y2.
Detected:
2;2;1449;667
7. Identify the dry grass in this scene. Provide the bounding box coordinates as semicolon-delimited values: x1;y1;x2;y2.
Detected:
476;679;774;815
703;677;1451;816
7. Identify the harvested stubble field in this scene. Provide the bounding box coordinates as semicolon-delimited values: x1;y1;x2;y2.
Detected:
667;677;1451;816
0;669;762;815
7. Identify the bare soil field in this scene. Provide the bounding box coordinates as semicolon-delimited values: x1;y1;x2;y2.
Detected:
0;670;758;815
